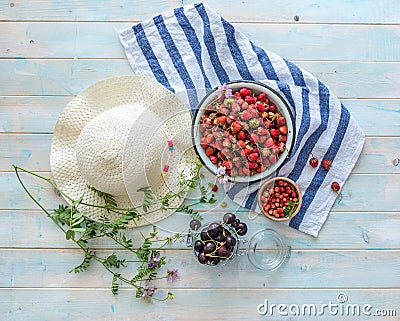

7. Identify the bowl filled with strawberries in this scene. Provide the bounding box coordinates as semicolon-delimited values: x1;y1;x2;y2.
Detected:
192;81;295;183
257;177;302;221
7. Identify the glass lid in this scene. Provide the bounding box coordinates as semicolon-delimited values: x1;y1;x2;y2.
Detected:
246;228;290;271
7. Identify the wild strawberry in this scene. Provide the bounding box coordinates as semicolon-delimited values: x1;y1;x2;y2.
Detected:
309;156;318;168
205;147;214;157
270;129;279;137
217;116;227;124
331;181;340;192
222;160;232;170
236;98;244;105
248;161;258;169
211;184;218;192
269;103;276;112
237;130;246;140
248;152;259;161
250;133;259;143
233;157;242;168
263;119;272;128
257;127;268;136
214;141;223;151
241;102;249;110
259;136;267;144
240;110;253;121
240;87;251;97
257;92;267;101
210;155;218;164
279;135;287;142
277;116;286;127
200;137;208;148
226;116;234;125
264;137;274;148
269;154;277;164
243;167;251;176
322;159;332;170
245;96;256;105
255;102;265;112
222;138;231;147
206;134;215;144
244;147;252;155
235;91;242;99
279;126;288;135
237;140;246;149
231;121;242;133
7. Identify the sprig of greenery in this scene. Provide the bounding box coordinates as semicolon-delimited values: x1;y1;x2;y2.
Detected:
283;200;299;218
13;161;211;301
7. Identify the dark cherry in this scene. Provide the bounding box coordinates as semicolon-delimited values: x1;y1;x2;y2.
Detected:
223;212;236;224
231;218;241;228
207;223;221;238
200;228;210;241
198;252;208;264
217;245;231;258
209;257;220;265
203;242;216;254
225;235;237;248
236;222;248;236
194;240;204;252
189;219;202;231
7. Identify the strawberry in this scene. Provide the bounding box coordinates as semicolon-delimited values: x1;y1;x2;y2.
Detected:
279;135;287;142
231;121;242;133
250;133;259;143
257;93;266;101
235;91;242;99
237;140;246;149
222;160;232;170
331;181;340;192
256;165;263;173
270;129;279;137
244;147;252;155
205;147;214;157
211;184;218;192
210;156;218;164
264;137;274;148
240;87;251;97
255;102;265;112
240;110;253;121
259;135;267;144
277;116;286;127
269;103;276;112
257;127;268;136
238;167;244;176
206;134;215;143
248;161;258;169
200;137;208;148
214;141;223;151
269;154;277;164
242;167;251;176
222;138;231;147
322;159;332;170
245;96;256;105
241;102;249;110
248;152;259;161
217;115;227;124
279;126;288;135
237;130;246;141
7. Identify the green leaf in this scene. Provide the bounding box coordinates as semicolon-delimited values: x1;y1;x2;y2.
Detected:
137;187;156;212
69;251;93;273
111;273;120;295
66;229;74;240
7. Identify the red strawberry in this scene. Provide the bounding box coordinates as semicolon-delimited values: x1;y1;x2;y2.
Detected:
244;147;252;155
270;129;279;137
237;130;246;141
248;161;258;169
217;116;227;124
222;160;232;170
200;137;208;148
210;156;218;164
264;137;274;148
240;87;251;97
237;140;246;149
222;138;231;147
269;103;276;112
255;102;265;112
206;134;215;143
250;133;259;143
256;165;263;173
233;158;242;168
269;154;277;164
238;167;244;176
259;135;267;144
322;159;332;170
257;93;266;101
241;102;249;110
279;126;288;135
234;91;242;99
248;152;259;161
257;127;268;136
243;167;251;176
231;121;242;133
240;110;253;121
205;147;214;157
245;96;256;105
279;135;287;142
211;184;218;192
331;181;340;192
277;116;286;127
214;141;223;151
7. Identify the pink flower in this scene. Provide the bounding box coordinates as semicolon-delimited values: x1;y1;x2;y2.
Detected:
166;269;179;282
216;166;230;184
217;83;233;99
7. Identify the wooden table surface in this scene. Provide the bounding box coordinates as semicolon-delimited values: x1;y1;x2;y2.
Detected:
1;1;400;320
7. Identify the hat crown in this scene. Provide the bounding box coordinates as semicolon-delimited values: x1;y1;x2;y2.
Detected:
75;104;164;196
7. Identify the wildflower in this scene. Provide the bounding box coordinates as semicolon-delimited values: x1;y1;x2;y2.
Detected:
140;284;156;298
167;292;175;300
217;83;233;99
148;253;161;268
216;166;230;184
166;269;179;282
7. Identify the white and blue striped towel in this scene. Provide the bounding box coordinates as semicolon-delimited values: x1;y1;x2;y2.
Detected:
119;3;365;237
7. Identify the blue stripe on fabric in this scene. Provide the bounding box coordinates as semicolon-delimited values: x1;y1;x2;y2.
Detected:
132;24;173;92
289;103;351;229
285;59;306;88
174;7;212;90
245;190;257;209
250;42;279;81
221;17;254;81
288;81;330;183
153;14;198;110
195;3;230;84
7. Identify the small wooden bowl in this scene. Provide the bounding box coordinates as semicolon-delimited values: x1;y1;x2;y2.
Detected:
257;177;302;221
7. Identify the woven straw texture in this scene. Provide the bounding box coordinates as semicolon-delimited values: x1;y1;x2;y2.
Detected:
50;76;196;227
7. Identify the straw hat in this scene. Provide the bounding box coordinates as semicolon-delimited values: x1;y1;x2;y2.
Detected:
50;76;196;226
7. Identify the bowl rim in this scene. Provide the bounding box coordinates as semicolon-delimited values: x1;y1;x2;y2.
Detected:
257;176;302;221
191;80;296;184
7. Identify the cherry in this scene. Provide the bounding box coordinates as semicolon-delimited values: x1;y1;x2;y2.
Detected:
331;181;340;192
322;159;332;170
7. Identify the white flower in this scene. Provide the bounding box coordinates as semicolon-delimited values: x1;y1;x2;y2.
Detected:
216;166;230;184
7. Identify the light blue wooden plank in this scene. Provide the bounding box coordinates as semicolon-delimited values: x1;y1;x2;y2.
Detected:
2;22;400;61
1;248;400;288
1;59;399;98
1;0;399;23
1;210;399;250
2;134;400;174
2;97;399;136
2;172;399;212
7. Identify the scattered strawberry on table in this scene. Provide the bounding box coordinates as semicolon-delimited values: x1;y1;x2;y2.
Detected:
199;86;288;177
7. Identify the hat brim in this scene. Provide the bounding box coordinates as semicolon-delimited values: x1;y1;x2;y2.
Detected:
50;76;197;227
